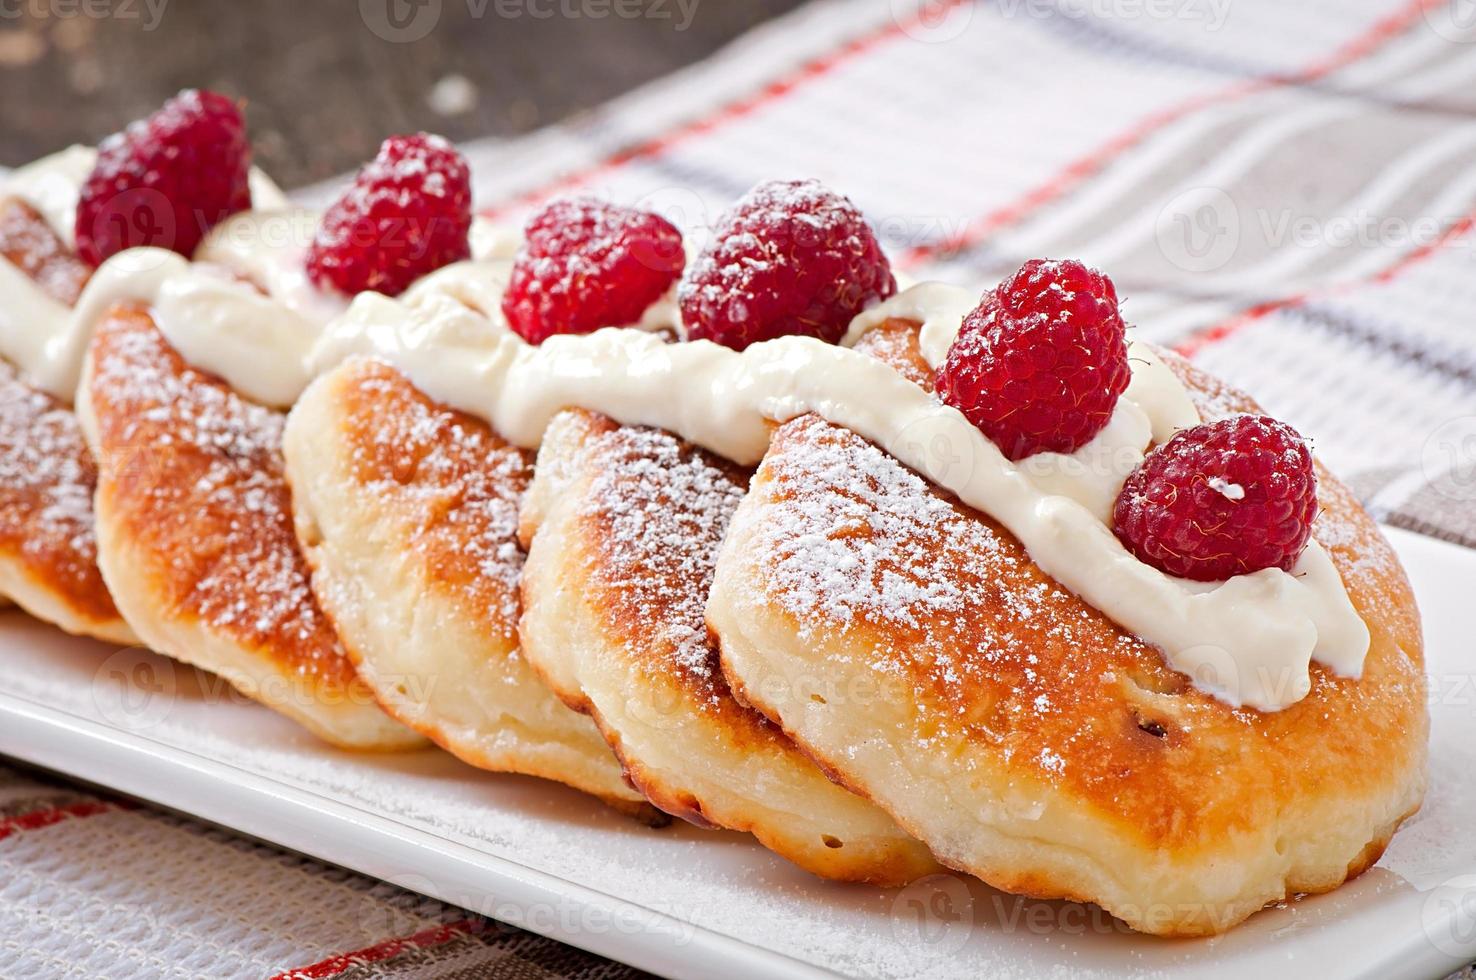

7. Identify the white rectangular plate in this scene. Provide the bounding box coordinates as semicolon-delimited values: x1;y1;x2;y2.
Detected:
1;527;1472;980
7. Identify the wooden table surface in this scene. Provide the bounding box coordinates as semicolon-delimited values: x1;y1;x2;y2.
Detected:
0;0;804;187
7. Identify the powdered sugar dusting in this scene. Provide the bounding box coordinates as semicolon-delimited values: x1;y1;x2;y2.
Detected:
341;364;530;637
749;414;996;635
0;196;90;306
89;313;353;685
0;359;114;617
741;412;1169;780
581;424;747;703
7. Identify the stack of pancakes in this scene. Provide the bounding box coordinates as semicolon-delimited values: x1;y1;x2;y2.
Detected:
0;151;1426;936
0;198;133;645
280;299;1424;930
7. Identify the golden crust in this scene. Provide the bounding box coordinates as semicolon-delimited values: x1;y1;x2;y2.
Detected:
283;357;660;819
322;357;531;639
0;359;132;643
0;197;129;642
517;406;940;884
80;305;420;750
0;196;90;306
520;411;761;745
708;321;1426;935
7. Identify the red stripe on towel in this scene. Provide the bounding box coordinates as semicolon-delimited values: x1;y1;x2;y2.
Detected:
0;800;123;841
479;0;973;221
268;920;483;980
899;0;1442;268
1175;208;1476;358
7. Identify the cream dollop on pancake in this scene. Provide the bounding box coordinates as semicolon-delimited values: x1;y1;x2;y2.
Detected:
708;322;1426;936
0;196;131;643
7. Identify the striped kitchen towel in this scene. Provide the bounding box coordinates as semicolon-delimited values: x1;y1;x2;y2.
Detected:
7;2;1476;978
440;0;1476;550
0;763;651;979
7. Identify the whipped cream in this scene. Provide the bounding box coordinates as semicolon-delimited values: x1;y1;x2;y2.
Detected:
299;278;1367;711
5;146;96;250
152;221;673;409
150;209;348;407
0;144;497;406
0;146;289;401
0;145;1370;710
150;215;511;408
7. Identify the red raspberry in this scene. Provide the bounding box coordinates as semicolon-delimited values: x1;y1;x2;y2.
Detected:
74;89;252;267
501;197;684;345
306;133;471;297
1113;415;1318;582
935;259;1130;461
678;179;895;351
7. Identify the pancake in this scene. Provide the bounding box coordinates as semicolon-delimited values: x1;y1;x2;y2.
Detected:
0;197;89;306
77;304;422;750
282;356;658;818
0;197;132;643
517;406;940;883
707;319;1426;936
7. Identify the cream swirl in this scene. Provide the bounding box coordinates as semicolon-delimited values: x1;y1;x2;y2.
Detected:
123;246;1374;710
0;146;289;401
1;147;1370;710
152;219;675;409
294;278;1367;712
149;217;511;409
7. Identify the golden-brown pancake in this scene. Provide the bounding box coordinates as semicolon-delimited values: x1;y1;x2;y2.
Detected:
0;197;132;643
283;356;659;818
77;304;422;750
708;319;1426;936
0;360;133;643
0;197;90;306
517;406;940;882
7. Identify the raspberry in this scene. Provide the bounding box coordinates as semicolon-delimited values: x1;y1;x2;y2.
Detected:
306;133;471;297
74;89;252;267
1112;415;1318;582
678;179;895;351
935;259;1130;461
501;197;684;345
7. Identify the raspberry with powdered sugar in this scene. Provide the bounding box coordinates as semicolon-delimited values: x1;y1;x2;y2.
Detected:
501;197;684;345
74;89;252;267
678;178;895;351
306;133;472;298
